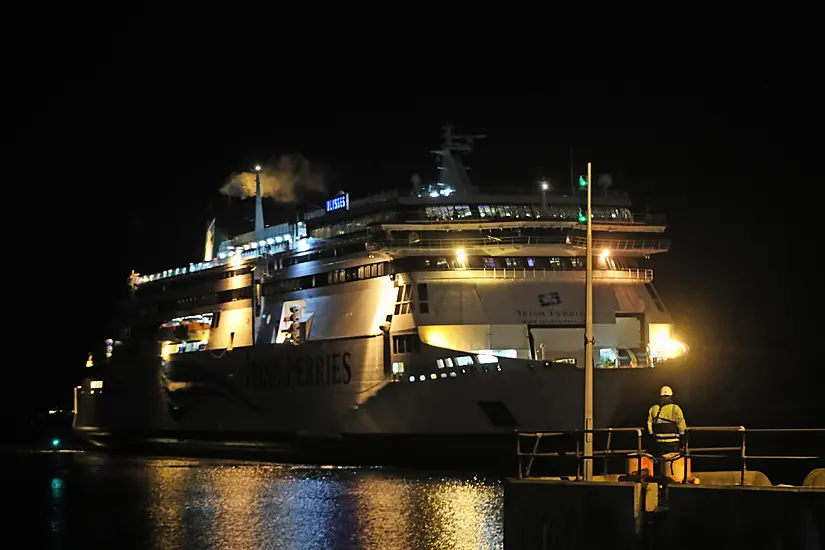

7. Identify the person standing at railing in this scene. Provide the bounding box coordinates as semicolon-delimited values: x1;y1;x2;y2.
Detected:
647;385;687;459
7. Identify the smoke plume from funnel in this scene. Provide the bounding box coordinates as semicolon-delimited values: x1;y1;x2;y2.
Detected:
220;153;327;204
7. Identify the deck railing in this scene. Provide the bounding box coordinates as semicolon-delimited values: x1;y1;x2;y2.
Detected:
516;426;825;486
419;267;653;283
565;236;670;252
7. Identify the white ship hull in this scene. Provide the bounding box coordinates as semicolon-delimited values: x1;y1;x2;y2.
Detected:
74;332;684;467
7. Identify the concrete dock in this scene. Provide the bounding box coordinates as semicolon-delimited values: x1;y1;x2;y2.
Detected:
505;427;824;549
504;476;824;549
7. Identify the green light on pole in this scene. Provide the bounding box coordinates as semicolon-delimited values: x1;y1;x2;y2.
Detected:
578;210;587;224
578;175;588;188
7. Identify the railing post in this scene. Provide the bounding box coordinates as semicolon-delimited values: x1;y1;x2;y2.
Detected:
682;429;691;484
604;429;613;473
517;432;523;479
576;437;581;481
740;427;747;486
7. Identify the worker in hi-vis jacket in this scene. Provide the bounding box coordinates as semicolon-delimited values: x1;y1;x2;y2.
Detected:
647;385;687;460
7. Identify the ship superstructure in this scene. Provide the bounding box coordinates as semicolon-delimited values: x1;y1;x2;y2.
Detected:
75;126;688;464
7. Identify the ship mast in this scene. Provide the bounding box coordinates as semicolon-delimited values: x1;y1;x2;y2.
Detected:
425;124;486;197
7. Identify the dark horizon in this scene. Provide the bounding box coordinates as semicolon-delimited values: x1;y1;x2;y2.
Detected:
25;30;822;415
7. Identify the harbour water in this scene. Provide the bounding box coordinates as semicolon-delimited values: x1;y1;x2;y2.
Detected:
7;450;503;550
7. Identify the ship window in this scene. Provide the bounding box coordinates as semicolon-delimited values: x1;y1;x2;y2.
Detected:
526;257;536;267
570;257;583;268
454;205;472;218
394;284;413;314
393;333;421;354
549;257;562;268
454;356;473;366
483;257;496;268
504;257;519;268
358;266;364;279
371;264;378;277
418;283;429;313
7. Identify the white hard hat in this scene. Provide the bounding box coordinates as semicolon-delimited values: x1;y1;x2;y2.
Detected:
660;385;673;397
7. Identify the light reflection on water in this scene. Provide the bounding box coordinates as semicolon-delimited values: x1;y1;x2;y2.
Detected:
17;453;503;549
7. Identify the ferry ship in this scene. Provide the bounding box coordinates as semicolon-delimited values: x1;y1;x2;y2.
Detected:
74;126;689;466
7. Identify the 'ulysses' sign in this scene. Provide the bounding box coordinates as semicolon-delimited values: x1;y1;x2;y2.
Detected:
245;352;353;389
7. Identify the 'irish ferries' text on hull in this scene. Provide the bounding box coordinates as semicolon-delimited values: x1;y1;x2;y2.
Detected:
74;125;689;463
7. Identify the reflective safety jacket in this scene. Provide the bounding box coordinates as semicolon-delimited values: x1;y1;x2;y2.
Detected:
647;402;687;444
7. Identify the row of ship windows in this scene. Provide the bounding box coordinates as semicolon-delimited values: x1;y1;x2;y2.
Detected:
261;262;389;295
308;205;634;239
310;211;397;239
141;261;389;312
426;205;632;221
139;287;253;316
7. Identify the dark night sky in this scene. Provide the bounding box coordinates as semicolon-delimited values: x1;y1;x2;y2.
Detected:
25;29;822;414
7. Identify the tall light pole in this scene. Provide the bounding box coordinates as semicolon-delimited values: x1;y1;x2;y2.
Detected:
254;164;264;234
583;161;594;481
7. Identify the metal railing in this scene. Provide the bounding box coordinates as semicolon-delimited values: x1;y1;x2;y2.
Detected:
372;235;670;253
380;213;665;226
420;267;653;283
516;426;825;486
517;428;644;479
680;426;825;486
370;236;569;251
565;236;671;252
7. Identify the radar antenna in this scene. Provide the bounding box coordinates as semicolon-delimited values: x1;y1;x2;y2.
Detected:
440;124;486;154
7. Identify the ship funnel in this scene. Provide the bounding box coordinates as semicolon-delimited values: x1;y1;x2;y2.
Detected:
254;166;264;233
